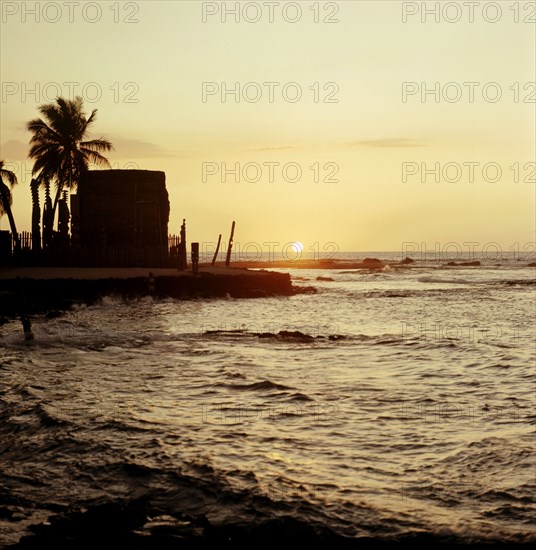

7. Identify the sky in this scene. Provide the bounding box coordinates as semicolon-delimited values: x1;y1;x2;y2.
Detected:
1;0;535;253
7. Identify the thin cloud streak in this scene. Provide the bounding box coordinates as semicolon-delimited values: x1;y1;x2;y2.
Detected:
346;138;427;148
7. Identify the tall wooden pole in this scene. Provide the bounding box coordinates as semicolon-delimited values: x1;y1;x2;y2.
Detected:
225;221;235;267
191;242;199;274
212;234;222;266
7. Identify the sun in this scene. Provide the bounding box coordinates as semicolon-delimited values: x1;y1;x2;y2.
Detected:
291;242;304;253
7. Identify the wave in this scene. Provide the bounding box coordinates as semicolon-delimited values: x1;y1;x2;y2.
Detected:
418;276;477;285
419;276;535;286
216;380;293;392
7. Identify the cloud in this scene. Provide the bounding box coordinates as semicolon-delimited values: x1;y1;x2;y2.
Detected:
105;135;176;158
241;139;427;153
347;138;427;148
246;146;295;152
0;140;29;160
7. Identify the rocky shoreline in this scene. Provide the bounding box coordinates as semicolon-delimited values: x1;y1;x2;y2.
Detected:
0;267;298;319
5;498;529;549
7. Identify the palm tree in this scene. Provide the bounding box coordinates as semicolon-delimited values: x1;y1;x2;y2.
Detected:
27;96;113;229
0;160;20;250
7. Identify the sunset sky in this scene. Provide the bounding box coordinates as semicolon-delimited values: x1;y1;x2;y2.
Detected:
1;1;534;252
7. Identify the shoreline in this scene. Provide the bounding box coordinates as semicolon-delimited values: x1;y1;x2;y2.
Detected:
5;497;533;548
1;259;533;319
0;266;299;318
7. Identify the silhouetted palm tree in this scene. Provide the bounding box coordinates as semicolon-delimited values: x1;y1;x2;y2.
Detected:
0;160;20;249
27;96;113;229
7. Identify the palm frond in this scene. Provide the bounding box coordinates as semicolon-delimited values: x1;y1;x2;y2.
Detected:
0;161;18;187
0;182;13;211
26;96;113;209
80;138;114;152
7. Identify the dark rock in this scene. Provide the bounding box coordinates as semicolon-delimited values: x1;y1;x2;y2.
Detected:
461;261;481;266
45;310;62;319
316;276;334;281
362;258;383;267
278;330;314;342
527;262;536;267
206;329;245;334
0;506;14;519
400;257;415;264
445;261;481;267
17;500;149;548
293;286;317;294
256;331;318;342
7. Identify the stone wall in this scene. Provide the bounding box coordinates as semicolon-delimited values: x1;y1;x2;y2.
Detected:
73;170;169;251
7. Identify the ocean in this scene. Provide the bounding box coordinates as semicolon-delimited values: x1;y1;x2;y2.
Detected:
1;254;535;545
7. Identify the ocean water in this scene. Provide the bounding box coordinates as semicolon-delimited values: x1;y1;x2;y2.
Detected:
1;257;535;544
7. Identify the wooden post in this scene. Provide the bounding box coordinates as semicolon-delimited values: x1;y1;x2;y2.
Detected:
191;242;199;274
211;234;222;266
225;221;235;267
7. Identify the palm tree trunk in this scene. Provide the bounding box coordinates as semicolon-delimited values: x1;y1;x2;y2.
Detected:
0;187;20;250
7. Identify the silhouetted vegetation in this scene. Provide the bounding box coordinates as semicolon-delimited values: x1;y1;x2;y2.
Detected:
27;96;113;235
0;160;20;249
